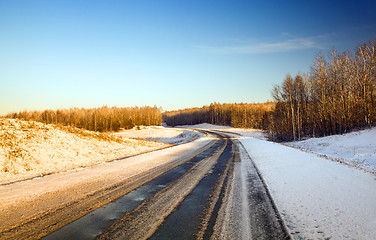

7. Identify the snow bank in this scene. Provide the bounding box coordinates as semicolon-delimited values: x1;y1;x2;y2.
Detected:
239;136;376;239
176;123;232;130
113;126;204;144
177;123;266;140
0;118;169;184
286;127;376;175
152;130;204;145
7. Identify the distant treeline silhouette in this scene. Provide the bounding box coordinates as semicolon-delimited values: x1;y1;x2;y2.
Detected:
6;106;162;132
163;102;275;130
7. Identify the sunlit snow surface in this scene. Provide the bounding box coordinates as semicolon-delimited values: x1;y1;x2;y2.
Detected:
0;119;201;185
241;138;376;239
286;128;376;175
185;124;376;239
114;126;204;145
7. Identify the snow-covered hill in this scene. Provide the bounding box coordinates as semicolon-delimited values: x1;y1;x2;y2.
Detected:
0;118;200;184
286;127;376;175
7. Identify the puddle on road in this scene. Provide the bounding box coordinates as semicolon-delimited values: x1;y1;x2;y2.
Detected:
43;139;223;240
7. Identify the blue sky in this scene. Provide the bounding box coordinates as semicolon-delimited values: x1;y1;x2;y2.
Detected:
1;0;376;115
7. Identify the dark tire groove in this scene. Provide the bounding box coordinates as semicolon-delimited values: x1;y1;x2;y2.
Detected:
148;136;232;240
237;140;292;240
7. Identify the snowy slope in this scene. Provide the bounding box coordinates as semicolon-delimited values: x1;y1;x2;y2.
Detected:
286;127;376;175
0;119;202;185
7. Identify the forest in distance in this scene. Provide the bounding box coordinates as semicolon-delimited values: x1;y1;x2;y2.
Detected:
270;38;376;141
6;106;162;132
5;39;376;142
165;39;376;141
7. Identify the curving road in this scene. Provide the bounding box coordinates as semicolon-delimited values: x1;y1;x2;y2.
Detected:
1;131;291;240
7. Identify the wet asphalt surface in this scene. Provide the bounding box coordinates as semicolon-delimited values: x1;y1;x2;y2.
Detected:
44;132;291;240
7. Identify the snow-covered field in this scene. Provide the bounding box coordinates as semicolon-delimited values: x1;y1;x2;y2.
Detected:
186;123;376;239
286;127;376;175
0;118;200;185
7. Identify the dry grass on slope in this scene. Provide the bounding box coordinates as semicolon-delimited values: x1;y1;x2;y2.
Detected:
0;118;169;184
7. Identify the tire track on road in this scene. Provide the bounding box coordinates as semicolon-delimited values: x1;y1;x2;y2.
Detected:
0;134;217;240
97;136;227;239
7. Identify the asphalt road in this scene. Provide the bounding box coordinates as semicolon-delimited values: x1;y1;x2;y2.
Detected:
2;131;291;239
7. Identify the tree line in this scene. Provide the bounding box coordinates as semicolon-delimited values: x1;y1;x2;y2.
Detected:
6;106;162;132
164;39;375;142
270;39;376;141
6;39;374;140
163;102;275;129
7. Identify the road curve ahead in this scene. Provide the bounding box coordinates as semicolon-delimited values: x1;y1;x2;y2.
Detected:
2;131;291;239
97;132;290;239
52;132;290;239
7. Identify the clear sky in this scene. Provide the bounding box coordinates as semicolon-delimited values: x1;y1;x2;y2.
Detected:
1;0;376;115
